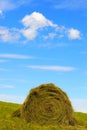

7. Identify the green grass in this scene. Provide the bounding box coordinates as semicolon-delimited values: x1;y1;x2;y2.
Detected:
0;101;87;130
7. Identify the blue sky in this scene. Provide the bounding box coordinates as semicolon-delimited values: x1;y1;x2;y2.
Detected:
0;0;87;113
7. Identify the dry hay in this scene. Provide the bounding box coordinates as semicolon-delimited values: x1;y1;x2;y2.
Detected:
13;83;75;125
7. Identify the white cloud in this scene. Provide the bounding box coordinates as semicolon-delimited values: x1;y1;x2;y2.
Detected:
43;32;57;40
21;12;57;40
0;0;15;11
2;0;87;12
0;85;14;88
0;60;7;63
0;53;32;59
68;28;81;40
42;24;81;41
0;78;27;83
0;12;81;42
0;68;8;71
0;0;32;11
22;28;38;40
71;99;87;113
54;0;87;10
0;26;20;42
38;42;68;48
21;12;57;28
0;94;24;103
0;10;3;15
27;65;76;71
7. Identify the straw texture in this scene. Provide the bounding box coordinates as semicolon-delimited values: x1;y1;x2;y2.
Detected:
20;83;75;125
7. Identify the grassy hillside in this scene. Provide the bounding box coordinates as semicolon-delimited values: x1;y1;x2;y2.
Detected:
0;101;87;130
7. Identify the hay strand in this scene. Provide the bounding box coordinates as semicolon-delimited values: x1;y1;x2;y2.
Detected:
20;83;75;125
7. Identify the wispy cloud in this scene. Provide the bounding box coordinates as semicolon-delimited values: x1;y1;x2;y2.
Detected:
0;85;14;88
0;59;7;63
0;68;8;71
38;42;68;48
0;10;3;15
43;32;57;40
0;94;24;103
54;0;87;10
0;53;32;59
0;0;32;11
0;0;15;11
27;65;76;71
0;78;27;83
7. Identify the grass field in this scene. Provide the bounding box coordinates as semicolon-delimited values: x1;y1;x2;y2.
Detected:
0;101;87;130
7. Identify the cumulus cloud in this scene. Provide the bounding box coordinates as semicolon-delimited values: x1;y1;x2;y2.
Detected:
22;28;38;40
68;28;81;40
21;12;57;28
27;65;76;71
21;12;57;40
0;12;81;43
0;26;21;42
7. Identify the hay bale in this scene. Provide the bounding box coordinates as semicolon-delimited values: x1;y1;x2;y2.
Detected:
20;83;75;125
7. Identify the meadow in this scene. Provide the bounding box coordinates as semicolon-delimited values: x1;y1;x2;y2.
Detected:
0;101;87;130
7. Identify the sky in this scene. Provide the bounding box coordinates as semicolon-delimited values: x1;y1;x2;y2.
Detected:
0;0;87;113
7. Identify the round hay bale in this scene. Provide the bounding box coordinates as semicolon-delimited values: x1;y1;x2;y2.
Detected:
20;83;75;125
